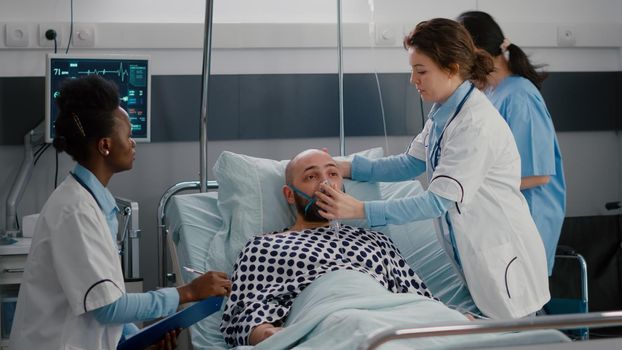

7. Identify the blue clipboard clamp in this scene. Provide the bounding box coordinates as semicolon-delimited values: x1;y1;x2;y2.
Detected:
117;296;224;350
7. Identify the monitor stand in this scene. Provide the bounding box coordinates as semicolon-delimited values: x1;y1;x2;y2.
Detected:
2;121;45;245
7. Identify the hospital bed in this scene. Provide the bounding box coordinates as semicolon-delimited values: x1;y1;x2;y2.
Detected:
155;0;622;347
156;148;622;350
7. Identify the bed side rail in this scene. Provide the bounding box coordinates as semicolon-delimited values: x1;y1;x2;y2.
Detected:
157;180;218;287
360;311;622;350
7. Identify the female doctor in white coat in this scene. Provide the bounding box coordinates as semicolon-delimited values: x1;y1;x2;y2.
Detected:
316;18;550;319
10;75;231;350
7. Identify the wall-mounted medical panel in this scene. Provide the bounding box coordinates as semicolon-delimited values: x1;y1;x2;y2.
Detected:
1;22;620;50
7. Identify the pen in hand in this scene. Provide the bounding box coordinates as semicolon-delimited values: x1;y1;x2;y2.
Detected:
183;266;205;276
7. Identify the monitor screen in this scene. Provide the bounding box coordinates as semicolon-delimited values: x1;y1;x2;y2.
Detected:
45;54;151;143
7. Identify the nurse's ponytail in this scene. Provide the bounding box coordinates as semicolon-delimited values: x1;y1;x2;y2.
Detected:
505;43;547;90
458;11;547;90
404;18;493;88
471;49;495;87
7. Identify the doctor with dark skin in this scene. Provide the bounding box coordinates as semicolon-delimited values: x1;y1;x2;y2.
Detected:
10;74;231;350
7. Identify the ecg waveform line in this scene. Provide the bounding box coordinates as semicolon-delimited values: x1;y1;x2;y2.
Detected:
78;62;129;82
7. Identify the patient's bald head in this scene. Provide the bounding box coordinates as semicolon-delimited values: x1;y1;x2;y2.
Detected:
285;149;339;186
283;149;342;223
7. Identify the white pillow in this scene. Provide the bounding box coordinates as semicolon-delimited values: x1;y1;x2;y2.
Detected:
204;148;384;274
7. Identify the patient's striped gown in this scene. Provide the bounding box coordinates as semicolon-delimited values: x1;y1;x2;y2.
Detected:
220;225;437;347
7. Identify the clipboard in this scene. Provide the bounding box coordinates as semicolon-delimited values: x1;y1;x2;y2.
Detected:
117;296;224;350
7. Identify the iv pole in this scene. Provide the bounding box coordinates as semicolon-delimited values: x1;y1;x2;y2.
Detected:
337;0;345;156
199;0;214;193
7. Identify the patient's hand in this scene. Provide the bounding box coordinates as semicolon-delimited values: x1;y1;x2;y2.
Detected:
177;271;232;304
145;329;181;350
249;323;283;345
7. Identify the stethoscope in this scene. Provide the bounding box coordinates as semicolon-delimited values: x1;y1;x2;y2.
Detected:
429;83;475;171
423;83;475;268
71;172;130;251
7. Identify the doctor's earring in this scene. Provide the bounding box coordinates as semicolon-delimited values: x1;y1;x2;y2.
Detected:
104;150;110;156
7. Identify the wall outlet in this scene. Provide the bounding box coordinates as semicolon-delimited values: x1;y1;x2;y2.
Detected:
374;24;396;46
38;23;63;48
72;24;95;47
557;26;577;47
5;23;30;47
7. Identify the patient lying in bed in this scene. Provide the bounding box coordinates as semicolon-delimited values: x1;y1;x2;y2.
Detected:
220;149;439;347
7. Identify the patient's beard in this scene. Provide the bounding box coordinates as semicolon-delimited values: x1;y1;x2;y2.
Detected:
294;193;328;223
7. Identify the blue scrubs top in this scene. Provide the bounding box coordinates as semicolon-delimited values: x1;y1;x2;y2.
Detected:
486;76;566;275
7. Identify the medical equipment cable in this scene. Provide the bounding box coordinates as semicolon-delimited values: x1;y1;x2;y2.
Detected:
373;72;390;153
33;144;50;165
65;0;74;54
18;143;52;230
117;206;132;252
322;180;341;235
367;0;390;154
14;213;19;230
54;149;59;188
45;29;58;54
419;95;425;130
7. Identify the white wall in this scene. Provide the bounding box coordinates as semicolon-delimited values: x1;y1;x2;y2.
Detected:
1;0;621;76
1;0;621;291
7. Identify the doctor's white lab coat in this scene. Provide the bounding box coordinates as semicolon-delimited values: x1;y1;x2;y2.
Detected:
409;88;550;319
9;175;125;349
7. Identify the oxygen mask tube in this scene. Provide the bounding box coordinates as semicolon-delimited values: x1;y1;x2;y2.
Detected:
367;0;390;154
321;180;341;234
321;180;349;262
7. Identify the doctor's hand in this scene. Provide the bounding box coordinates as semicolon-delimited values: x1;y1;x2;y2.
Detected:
315;182;365;220
177;271;231;304
336;160;352;178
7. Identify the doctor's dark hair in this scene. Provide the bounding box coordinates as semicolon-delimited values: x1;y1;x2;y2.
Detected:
404;18;493;87
52;75;120;162
457;11;547;90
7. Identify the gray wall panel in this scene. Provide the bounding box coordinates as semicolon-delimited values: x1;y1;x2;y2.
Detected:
151;75;241;142
0;77;45;144
238;74;339;139
344;73;421;136
542;72;621;131
0;72;620;145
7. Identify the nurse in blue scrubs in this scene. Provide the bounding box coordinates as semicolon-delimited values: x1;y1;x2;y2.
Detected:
458;11;566;276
